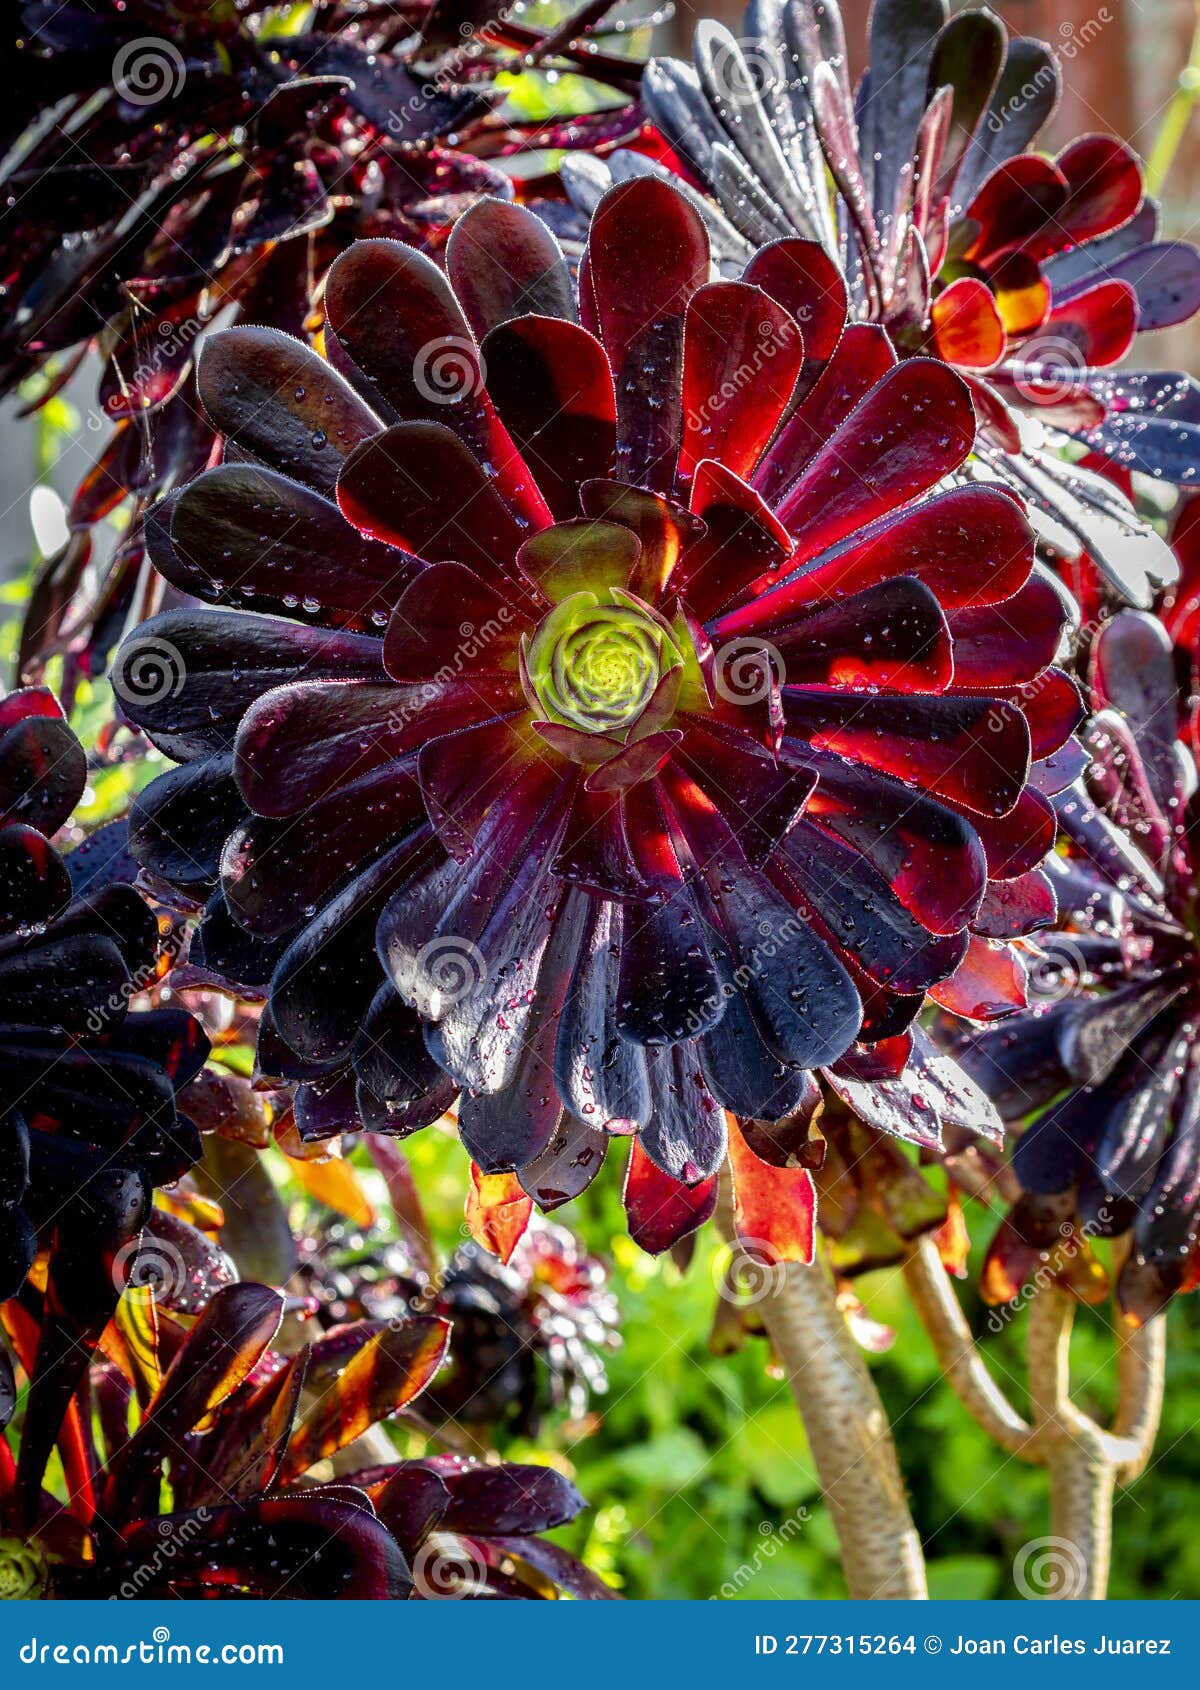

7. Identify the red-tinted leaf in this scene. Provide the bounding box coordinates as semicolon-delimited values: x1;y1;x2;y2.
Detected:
727;1115;815;1265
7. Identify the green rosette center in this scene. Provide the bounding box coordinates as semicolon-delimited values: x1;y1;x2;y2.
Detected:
0;1537;49;1599
524;589;684;737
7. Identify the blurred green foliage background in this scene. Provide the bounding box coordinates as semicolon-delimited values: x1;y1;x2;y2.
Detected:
305;1128;1200;1603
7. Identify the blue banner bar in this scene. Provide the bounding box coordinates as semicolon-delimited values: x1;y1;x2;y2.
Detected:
2;1602;1198;1685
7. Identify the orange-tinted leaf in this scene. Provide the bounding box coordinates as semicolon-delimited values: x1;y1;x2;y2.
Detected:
980;1214;1039;1304
103;1284;162;1405
194;1349;311;1508
931;277;1005;370
929;934;1028;1018
156;1189;226;1233
465;1164;532;1264
286;1150;375;1227
178;1067;272;1149
280;1316;450;1482
934;1187;971;1277
102;1284;284;1517
727;1115;815;1265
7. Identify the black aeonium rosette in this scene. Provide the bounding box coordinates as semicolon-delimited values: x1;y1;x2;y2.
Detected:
952;609;1200;1322
118;176;1074;1254
564;0;1200;606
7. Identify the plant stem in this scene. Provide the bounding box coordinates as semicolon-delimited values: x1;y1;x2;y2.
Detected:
1146;1;1200;196
902;1235;1040;1458
906;1244;1168;1600
717;1185;927;1598
1113;1313;1167;1483
1026;1289;1110;1598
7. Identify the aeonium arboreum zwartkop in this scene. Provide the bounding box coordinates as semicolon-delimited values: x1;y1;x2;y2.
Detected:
115;174;1078;1269
563;0;1200;608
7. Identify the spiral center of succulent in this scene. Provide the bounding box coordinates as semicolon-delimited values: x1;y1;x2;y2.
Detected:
524;590;684;736
0;1536;47;1599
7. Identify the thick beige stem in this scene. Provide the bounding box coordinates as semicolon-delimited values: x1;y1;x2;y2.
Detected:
718;1191;926;1598
902;1235;1040;1459
1026;1289;1114;1599
1113;1314;1167;1483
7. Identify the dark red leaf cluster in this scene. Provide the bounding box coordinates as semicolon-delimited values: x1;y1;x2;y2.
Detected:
4;0;641;688
1;1278;609;1598
953;607;1200;1321
119;174;1073;1255
569;0;1200;603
